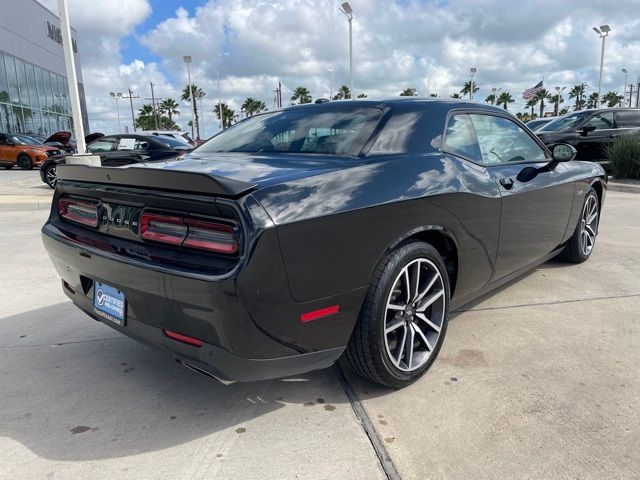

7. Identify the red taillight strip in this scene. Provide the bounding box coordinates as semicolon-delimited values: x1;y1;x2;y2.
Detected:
300;305;340;323
140;213;187;244
163;329;204;347
58;198;99;227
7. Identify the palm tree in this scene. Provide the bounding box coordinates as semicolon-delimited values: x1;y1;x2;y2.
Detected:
135;104;156;130
291;86;312;104
357;93;367;98
496;92;515;110
241;97;267;116
400;88;417;96
525;98;538;118
559;107;569;116
550;94;564;116
215;102;236;129
450;93;462;99
484;93;496;105
601;91;624;107
181;84;206;139
460;80;479;99
333;85;351;100
568;84;586;111
586;92;599;109
429;93;438;97
159;98;179;126
533;89;552;118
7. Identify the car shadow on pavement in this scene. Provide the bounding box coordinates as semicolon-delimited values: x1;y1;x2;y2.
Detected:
0;302;353;462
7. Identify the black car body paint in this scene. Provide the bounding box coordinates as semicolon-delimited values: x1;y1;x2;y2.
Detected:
42;99;607;382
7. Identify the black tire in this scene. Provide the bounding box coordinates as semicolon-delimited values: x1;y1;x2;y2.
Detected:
17;154;33;170
344;241;451;388
558;187;600;264
44;164;58;188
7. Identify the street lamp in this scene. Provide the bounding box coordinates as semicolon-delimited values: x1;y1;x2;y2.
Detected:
212;65;223;130
340;2;354;98
110;91;122;132
469;67;477;100
183;55;196;139
328;67;334;100
593;25;610;107
622;68;628;107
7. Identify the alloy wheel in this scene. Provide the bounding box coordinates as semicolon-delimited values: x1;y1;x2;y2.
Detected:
384;258;446;372
46;166;58;188
580;194;598;256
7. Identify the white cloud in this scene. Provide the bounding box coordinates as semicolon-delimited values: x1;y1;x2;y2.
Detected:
46;0;640;136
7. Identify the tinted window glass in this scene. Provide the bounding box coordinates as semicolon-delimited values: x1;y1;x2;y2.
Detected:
153;136;190;148
537;111;591;132
469;114;547;165
584;112;615;130
198;108;381;156
615;110;640;128
0;53;8;102
443;114;481;161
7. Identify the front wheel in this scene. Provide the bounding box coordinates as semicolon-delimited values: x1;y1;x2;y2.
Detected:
17;155;33;170
558;188;600;263
44;164;58;188
344;241;450;388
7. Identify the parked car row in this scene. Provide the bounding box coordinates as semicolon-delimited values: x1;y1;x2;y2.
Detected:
533;108;640;166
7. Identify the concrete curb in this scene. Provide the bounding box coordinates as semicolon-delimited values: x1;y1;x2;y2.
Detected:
608;182;640;194
0;202;51;212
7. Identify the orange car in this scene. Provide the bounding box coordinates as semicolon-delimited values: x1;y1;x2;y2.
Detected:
0;133;62;170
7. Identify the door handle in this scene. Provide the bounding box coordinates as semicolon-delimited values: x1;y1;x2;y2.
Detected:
500;177;515;190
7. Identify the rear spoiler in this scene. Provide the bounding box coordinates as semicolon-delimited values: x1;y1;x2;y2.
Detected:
57;164;257;198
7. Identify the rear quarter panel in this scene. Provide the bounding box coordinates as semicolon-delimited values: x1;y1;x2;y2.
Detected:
252;153;502;305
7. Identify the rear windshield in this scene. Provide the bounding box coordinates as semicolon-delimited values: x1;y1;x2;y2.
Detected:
197;107;382;156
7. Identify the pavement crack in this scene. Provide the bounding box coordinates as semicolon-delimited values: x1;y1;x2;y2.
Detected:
453;292;640;313
334;364;402;480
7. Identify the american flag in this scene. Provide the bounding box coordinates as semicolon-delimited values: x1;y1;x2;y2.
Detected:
522;81;543;100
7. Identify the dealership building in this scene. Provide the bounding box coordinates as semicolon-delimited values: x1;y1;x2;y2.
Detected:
0;0;89;136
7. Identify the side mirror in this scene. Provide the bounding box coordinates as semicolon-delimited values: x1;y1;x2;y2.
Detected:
551;143;577;162
581;125;596;136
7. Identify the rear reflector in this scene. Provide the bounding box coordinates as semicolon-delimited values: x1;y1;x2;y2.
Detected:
139;211;237;254
163;329;204;347
58;198;98;227
300;305;340;323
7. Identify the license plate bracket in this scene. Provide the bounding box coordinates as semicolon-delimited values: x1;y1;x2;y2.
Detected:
93;281;126;326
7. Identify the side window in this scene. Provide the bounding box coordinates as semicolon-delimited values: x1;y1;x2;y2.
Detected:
87;137;117;153
615;111;640;128
468;114;547;165
584;112;615;130
0;135;7;145
443;114;481;162
116;137;137;151
134;139;149;150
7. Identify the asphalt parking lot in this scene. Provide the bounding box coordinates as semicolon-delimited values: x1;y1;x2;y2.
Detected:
1;170;639;480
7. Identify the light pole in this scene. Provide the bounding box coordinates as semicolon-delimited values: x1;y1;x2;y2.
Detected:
110;91;122;132
328;67;334;99
56;0;86;153
622;68;628;107
469;67;477;100
554;86;566;116
491;87;501;105
340;2;354;98
212;65;223;130
593;25;610;107
183;55;196;139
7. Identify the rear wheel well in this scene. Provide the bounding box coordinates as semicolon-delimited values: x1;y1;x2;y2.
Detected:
398;230;458;296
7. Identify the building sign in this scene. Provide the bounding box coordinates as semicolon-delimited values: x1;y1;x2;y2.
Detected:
46;21;78;53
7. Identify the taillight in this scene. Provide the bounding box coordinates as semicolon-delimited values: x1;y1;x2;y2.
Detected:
139;211;238;254
58;198;99;227
139;213;187;245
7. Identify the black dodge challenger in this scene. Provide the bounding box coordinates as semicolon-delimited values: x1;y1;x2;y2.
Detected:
42;99;606;388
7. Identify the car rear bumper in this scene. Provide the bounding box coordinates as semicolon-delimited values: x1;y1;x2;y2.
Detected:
41;224;346;382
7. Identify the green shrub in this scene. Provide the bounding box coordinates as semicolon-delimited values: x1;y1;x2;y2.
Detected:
605;135;640;179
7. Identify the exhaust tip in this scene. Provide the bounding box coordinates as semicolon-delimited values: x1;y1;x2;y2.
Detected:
176;359;235;385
